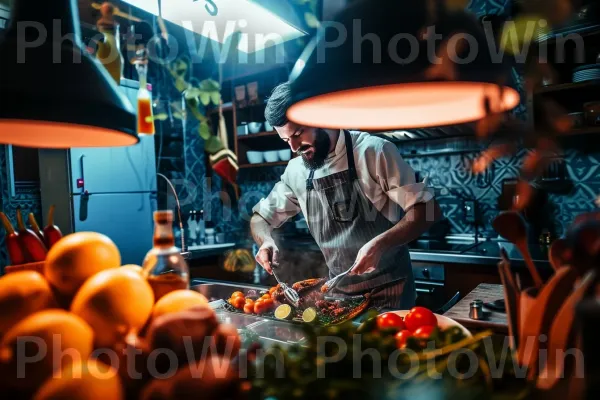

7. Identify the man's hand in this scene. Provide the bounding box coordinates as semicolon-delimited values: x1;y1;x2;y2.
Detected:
349;238;385;275
255;240;279;275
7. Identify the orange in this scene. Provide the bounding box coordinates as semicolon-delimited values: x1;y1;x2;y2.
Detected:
71;268;154;348
151;290;208;321
121;264;143;275
0;271;56;338
0;309;94;393
45;232;121;297
34;358;123;400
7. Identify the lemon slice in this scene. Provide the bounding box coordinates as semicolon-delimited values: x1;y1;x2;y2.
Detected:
302;307;318;324
274;304;293;320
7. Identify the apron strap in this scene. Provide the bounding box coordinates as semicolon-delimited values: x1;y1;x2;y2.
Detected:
306;169;315;190
343;130;358;181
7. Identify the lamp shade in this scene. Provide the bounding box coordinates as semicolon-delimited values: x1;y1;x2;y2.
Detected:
0;0;138;148
287;0;520;130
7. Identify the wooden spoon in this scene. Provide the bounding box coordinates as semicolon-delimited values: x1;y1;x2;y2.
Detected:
498;246;520;350
548;238;569;271
537;269;596;390
517;266;578;376
493;211;544;288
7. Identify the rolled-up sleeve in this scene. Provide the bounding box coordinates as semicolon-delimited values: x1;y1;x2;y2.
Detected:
252;169;301;228
376;141;435;211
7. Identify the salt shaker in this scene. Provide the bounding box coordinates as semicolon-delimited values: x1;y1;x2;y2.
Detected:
469;299;485;320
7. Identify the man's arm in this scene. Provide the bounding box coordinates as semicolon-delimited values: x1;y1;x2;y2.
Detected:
250;214;279;274
250;172;301;274
350;140;442;275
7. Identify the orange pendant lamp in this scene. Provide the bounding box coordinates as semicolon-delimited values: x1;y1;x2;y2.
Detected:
0;0;138;148
287;0;520;130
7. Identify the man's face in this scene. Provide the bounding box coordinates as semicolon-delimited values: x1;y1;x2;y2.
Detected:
275;122;331;170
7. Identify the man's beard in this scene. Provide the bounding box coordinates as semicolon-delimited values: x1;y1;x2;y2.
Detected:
297;129;331;170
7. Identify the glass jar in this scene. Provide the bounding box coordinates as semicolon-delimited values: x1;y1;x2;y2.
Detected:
143;210;189;301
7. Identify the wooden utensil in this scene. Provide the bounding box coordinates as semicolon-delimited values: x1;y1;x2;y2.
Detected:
548;238;569;271
493;211;544;288
498;246;520;350
537;269;596;390
516;266;578;375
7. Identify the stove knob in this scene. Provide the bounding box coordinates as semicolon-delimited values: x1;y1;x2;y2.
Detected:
422;268;430;278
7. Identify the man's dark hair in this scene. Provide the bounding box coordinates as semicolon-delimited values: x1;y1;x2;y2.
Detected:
264;82;292;128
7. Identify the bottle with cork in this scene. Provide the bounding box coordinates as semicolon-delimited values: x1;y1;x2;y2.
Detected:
142;210;189;301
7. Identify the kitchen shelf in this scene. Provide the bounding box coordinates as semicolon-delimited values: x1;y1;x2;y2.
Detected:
238;131;277;139
239;161;288;169
534;80;600;95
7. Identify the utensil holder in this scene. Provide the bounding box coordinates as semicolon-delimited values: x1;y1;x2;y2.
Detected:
4;261;45;275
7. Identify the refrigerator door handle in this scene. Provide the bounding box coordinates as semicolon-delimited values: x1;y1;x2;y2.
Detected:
78;154;86;194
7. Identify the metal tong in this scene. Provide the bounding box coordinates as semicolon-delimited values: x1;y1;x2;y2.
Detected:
270;262;300;307
321;265;354;294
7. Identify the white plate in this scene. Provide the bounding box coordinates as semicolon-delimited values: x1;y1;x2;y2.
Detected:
385;310;472;337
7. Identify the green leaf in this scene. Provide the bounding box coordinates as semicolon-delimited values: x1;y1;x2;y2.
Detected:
304;12;320;28
207;79;221;91
174;77;188;93
199;122;211;139
200;92;211;106
210;91;221;105
184;87;201;99
204;135;224;154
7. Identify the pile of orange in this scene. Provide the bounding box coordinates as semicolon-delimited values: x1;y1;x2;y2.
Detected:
0;231;240;399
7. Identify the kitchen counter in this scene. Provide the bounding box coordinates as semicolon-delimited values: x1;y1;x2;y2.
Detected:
186;235;552;269
409;239;552;270
444;283;508;333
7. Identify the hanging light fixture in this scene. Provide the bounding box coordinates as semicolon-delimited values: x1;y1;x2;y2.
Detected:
287;0;520;130
0;0;138;148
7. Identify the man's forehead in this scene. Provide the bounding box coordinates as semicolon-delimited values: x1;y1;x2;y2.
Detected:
276;122;302;138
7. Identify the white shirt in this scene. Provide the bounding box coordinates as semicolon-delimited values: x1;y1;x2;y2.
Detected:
253;130;434;228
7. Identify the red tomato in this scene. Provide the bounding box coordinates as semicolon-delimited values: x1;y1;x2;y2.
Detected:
261;293;271;300
395;330;413;349
231;291;244;299
376;313;406;331
232;296;245;310
403;307;437;332
262;299;274;311
243;300;255;314
254;299;266;314
413;325;436;339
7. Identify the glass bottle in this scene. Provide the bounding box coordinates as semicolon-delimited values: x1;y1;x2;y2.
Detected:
96;8;123;84
143;210;189;301
133;49;155;135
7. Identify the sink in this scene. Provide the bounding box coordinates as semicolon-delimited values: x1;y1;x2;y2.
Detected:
187;243;236;251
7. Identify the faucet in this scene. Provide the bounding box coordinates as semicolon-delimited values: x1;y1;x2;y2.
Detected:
156;173;189;259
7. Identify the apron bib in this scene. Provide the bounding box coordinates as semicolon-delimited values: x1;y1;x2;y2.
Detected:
305;130;416;309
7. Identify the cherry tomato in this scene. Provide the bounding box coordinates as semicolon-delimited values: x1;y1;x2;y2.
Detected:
262;298;274;310
413;325;436;339
243;299;255;314
261;293;271;300
269;287;278;295
232;296;245;310
403;307;437;332
395;330;413;349
253;299;264;314
231;291;245;299
376;313;406;331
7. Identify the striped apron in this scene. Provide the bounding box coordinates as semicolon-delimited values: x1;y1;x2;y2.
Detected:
305;130;416;310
